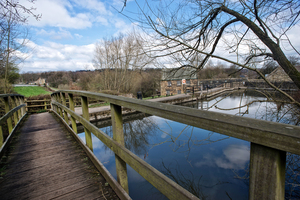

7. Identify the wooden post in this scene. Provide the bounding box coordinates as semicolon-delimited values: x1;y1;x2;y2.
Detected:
11;97;18;125
68;93;77;133
58;93;63;118
16;97;21;120
249;143;286;200
81;96;93;151
110;103;129;194
4;97;13;134
61;93;69;123
0;126;3;147
20;97;25;116
25;98;28;112
44;98;47;110
53;94;58;112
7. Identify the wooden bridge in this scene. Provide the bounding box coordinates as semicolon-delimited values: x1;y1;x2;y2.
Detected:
1;91;300;200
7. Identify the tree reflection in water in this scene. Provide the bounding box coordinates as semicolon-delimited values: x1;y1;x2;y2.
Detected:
99;113;159;156
160;160;231;200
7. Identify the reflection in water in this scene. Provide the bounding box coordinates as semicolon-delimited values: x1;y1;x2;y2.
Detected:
160;160;228;200
101;115;158;156
78;90;299;200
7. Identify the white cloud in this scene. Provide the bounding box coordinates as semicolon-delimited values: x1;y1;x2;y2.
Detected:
36;28;73;40
194;144;250;170
20;40;95;72
74;33;83;39
72;0;110;15
22;0;92;29
113;20;139;36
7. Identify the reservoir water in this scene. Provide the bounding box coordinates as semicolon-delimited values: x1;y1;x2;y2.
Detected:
78;90;300;200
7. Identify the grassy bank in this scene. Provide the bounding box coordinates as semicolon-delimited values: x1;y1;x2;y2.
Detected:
14;86;51;97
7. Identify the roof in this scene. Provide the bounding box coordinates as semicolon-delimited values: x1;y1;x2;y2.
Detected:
162;67;197;80
267;65;300;82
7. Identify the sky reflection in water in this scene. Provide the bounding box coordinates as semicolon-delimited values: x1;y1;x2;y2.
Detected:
78;91;296;200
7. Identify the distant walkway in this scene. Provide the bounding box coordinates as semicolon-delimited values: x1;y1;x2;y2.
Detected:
74;87;231;116
0;112;119;200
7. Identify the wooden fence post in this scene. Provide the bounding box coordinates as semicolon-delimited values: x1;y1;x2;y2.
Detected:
44;98;47;110
58;93;63;118
16;97;21;120
110;103;129;194
11;97;18;125
68;93;77;133
249;143;286;200
4;97;12;134
61;93;69;123
0;125;3;147
20;97;25;116
53;94;58;112
81;96;93;151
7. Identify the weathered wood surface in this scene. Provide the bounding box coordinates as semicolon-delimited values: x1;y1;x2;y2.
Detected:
0;112;119;200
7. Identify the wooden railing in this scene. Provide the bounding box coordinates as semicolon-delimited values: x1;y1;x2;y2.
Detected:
25;99;51;112
0;94;26;157
51;90;300;200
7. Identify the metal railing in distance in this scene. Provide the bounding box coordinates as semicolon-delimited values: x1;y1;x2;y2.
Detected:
51;90;300;200
0;94;26;158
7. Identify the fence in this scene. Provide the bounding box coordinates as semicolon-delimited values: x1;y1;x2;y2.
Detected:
51;90;300;200
0;94;26;157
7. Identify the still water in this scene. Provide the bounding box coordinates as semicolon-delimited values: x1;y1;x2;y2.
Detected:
78;90;299;200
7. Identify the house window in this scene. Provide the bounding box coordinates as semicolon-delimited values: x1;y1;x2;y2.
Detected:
167;81;172;86
186;79;191;85
177;90;181;94
177;81;181;86
186;89;190;93
166;90;170;95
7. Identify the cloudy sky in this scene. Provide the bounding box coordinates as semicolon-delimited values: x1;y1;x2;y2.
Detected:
16;0;300;73
18;0;140;73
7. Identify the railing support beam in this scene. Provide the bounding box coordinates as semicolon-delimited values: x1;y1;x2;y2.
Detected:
4;97;13;134
68;93;77;133
81;96;93;151
249;143;286;200
0;126;3;147
61;93;69;123
58;93;63;118
110;103;129;194
11;97;18;125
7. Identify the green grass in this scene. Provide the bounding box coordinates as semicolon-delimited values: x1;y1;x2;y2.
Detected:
14;86;51;97
89;102;110;108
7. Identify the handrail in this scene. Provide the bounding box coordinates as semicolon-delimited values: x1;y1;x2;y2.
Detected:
51;90;300;200
0;104;26;125
0;94;26;154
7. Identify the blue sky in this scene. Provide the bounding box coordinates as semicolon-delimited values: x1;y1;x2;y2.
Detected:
18;0;141;73
17;0;300;73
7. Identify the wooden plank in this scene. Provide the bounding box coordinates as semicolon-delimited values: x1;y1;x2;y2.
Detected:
0;112;120;200
53;110;132;200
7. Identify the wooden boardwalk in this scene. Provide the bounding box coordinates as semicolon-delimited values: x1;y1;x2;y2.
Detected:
0;112;119;200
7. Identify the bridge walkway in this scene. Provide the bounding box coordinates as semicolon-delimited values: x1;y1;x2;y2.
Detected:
0;112;119;200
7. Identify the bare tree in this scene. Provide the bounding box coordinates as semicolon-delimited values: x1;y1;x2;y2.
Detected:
0;0;40;93
121;0;300;104
93;32;155;93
